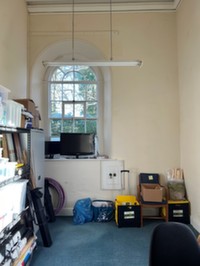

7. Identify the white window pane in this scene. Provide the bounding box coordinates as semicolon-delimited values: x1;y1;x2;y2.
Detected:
86;102;97;118
87;85;97;101
75;84;86;101
63;84;74;101
74;119;85;132
63;119;73;132
50;84;62;100
75;103;84;117
63;70;74;81
86;120;97;133
64;103;73;118
51;119;62;136
50;101;62;118
51;68;65;81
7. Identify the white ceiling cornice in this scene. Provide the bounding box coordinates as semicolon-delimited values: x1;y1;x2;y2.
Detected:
26;0;182;13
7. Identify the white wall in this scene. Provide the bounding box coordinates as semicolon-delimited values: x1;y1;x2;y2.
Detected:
29;11;180;177
177;0;200;232
0;0;28;98
29;10;181;222
44;159;129;215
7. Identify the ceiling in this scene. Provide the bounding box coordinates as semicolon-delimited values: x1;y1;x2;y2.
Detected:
26;0;182;13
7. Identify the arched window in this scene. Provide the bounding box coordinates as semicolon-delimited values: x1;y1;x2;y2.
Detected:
31;40;111;156
49;65;98;140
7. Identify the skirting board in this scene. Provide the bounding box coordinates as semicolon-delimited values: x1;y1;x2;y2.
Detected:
56;207;73;216
191;216;200;233
57;207;158;217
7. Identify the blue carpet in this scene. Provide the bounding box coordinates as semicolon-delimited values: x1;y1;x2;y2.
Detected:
30;217;163;266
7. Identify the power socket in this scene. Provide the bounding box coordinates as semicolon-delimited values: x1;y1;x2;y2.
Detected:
101;160;124;190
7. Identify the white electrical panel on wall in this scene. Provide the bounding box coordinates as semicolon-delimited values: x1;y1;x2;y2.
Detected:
101;160;124;190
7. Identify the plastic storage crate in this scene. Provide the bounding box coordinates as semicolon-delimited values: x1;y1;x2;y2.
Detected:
92;200;114;222
115;195;141;227
168;200;190;224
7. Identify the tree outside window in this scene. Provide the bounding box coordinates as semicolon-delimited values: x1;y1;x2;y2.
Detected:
49;65;98;139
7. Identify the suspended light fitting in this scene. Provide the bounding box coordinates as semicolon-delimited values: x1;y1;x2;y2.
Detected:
43;0;142;68
43;60;142;67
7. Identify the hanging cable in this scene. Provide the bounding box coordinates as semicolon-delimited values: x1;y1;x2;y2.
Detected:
109;0;113;61
43;0;142;67
72;0;75;61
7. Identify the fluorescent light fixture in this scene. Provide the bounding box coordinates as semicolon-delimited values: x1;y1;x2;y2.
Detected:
43;60;142;67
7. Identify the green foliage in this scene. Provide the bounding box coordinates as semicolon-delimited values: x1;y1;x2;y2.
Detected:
50;65;98;137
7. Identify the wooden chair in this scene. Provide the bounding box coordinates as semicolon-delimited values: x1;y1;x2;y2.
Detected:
137;173;168;226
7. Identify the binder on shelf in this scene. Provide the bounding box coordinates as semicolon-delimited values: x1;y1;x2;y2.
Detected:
13;133;23;164
2;134;9;158
6;133;16;162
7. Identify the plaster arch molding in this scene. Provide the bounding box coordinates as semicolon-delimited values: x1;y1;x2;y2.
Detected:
30;39;112;156
41;39;107;64
30;39;107;89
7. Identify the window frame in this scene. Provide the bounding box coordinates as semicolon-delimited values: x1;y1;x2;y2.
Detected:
48;65;100;140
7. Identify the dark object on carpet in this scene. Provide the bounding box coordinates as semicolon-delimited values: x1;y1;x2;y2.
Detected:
149;222;200;266
31;188;52;247
44;179;56;222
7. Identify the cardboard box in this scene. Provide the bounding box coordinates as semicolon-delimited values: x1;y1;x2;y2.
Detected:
14;99;36;116
21;114;25;128
15;99;41;129
33;109;41;128
141;184;163;202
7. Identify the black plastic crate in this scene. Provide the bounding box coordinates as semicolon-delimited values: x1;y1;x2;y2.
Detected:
168;201;190;224
115;195;141;227
116;205;141;227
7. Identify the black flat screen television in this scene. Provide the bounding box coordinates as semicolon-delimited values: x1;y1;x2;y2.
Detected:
60;133;95;158
45;141;61;158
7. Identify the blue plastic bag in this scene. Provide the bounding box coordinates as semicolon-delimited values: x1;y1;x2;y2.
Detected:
73;198;93;225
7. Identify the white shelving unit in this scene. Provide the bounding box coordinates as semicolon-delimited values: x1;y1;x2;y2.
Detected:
0;126;37;265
